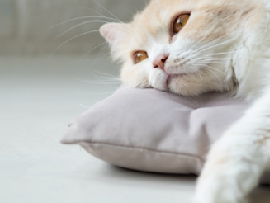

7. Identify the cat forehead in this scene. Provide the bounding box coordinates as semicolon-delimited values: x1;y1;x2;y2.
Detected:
131;0;261;28
125;0;263;47
126;0;194;48
131;0;196;35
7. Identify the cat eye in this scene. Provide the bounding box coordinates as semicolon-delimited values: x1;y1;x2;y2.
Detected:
133;51;148;64
172;13;190;35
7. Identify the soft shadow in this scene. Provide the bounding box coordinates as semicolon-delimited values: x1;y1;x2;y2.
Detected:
105;164;270;201
250;186;270;203
102;164;197;183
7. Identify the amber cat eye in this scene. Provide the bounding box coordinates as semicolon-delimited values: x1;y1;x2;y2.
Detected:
172;14;190;35
133;51;148;64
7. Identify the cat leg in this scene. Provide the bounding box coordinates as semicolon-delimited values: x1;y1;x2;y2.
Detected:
195;90;270;203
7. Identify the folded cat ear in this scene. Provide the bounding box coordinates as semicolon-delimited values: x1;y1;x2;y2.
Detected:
100;23;128;46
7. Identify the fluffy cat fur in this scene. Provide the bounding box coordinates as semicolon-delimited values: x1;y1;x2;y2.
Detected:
100;0;270;202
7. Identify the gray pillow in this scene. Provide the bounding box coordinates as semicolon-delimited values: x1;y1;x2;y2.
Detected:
61;87;270;184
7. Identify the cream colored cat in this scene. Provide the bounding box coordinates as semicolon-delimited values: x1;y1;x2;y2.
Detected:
100;0;270;202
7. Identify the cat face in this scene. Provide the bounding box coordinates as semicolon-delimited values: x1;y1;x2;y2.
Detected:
101;0;264;96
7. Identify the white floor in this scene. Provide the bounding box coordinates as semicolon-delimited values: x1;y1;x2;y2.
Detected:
0;56;269;203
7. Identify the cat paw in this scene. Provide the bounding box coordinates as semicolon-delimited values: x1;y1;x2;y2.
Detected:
195;177;248;203
194;143;258;203
193;128;269;203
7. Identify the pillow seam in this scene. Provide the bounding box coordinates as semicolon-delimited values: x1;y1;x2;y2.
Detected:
78;140;205;163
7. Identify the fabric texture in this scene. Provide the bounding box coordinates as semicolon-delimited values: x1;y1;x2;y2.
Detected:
61;87;270;184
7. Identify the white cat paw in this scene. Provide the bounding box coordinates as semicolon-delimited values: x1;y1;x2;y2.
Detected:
194;157;250;203
195;185;248;203
193;130;268;203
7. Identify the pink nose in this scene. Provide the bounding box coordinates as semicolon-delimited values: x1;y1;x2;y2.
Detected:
153;54;169;69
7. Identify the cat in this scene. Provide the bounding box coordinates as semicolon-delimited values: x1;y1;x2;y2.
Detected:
100;0;270;202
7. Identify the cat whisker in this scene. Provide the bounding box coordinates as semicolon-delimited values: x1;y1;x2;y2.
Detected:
91;0;123;23
47;16;118;30
206;37;238;51
173;56;233;67
89;1;135;42
202;51;238;57
82;66;121;81
192;58;234;64
195;64;221;81
77;41;107;63
202;61;231;64
190;37;238;60
186;26;232;57
97;77;121;82
196;22;240;52
78;103;92;109
92;43;108;65
193;69;203;80
50;30;99;59
186;51;238;65
87;66;120;79
172;63;204;80
89;72;117;88
187;33;210;53
193;55;234;60
195;63;227;77
83;7;121;23
182;33;239;62
53;20;113;40
181;34;227;59
195;34;234;53
77;78;120;85
91;70;120;79
86;64;122;88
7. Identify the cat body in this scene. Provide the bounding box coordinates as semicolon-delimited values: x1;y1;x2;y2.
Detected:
100;0;270;202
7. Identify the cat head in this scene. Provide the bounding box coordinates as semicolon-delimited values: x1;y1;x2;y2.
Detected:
100;0;265;96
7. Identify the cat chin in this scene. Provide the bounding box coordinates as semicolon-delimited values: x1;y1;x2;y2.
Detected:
167;74;209;96
168;85;205;97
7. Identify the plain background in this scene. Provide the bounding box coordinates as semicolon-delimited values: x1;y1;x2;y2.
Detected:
1;1;270;203
0;0;145;56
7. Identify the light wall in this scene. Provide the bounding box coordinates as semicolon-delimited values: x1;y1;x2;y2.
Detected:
0;0;145;56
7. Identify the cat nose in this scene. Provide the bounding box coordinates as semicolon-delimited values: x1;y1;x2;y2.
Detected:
153;54;169;69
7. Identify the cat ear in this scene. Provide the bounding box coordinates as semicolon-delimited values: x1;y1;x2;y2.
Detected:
100;23;128;46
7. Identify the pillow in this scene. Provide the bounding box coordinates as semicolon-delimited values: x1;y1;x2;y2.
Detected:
61;87;270;184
